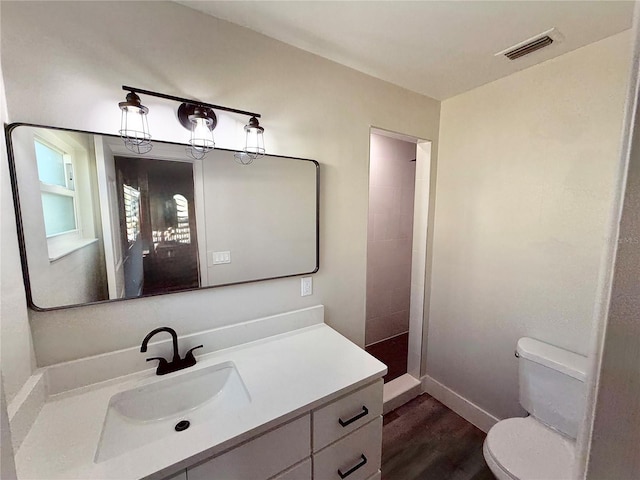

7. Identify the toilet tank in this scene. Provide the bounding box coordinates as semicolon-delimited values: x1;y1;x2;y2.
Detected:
517;337;588;439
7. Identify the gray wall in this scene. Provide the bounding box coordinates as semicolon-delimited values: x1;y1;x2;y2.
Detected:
0;41;36;404
203;150;317;286
430;31;631;420
0;20;25;473
583;11;640;476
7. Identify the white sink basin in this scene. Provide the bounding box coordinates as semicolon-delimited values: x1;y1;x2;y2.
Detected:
95;361;250;462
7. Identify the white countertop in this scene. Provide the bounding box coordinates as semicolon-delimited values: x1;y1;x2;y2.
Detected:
15;324;386;480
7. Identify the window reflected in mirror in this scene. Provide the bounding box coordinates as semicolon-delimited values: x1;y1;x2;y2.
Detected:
122;184;140;244
35;138;79;239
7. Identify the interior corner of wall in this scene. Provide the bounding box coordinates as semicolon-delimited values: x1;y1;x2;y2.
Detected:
0;374;18;480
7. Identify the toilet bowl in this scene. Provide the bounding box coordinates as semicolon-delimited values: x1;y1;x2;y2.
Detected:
483;338;587;480
483;417;575;480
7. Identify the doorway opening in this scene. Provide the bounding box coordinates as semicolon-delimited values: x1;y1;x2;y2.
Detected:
365;128;432;408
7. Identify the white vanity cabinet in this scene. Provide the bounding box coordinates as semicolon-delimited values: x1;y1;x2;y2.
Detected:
312;380;384;480
313;417;383;480
176;379;383;480
187;414;311;480
15;316;388;480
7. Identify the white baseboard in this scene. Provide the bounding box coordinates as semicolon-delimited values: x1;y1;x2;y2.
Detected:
421;375;499;433
383;374;422;414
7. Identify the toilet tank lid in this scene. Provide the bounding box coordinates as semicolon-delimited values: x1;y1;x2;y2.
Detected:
517;337;588;381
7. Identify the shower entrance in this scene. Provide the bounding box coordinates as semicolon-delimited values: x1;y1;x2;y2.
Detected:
365;128;432;407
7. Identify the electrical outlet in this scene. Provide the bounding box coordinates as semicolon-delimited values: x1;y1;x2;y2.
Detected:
301;277;313;296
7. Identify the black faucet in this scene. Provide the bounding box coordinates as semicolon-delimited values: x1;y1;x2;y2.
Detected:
140;327;203;375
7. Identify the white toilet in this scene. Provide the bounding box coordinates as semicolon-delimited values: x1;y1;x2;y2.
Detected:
483;337;588;480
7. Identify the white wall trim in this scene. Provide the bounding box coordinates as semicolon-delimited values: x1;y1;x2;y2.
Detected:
421;374;500;433
382;373;421;414
409;140;432;378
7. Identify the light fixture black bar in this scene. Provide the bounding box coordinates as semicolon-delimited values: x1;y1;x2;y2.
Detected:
122;85;261;118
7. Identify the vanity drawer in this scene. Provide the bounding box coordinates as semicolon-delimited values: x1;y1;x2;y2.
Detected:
313;380;383;451
187;414;310;480
161;470;186;480
271;458;312;480
313;416;382;480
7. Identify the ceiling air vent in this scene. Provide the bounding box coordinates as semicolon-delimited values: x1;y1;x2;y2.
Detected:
495;28;563;61
504;36;553;60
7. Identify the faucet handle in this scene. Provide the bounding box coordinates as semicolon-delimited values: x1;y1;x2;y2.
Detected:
146;356;170;375
184;345;204;362
146;356;168;365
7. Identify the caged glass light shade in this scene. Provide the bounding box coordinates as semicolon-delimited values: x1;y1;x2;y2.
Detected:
119;92;152;154
186;106;216;160
243;116;265;159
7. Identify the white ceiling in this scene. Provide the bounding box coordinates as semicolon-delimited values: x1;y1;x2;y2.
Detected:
177;1;633;100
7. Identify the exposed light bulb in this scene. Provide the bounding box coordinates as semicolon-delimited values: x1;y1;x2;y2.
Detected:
191;117;214;149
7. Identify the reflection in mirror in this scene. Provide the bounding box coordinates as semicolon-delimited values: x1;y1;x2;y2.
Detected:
115;157;199;297
8;125;319;310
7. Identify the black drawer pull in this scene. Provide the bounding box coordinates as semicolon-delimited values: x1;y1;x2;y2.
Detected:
338;406;369;427
338;454;367;479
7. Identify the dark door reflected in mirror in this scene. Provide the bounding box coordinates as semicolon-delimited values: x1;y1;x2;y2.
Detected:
7;124;319;310
115;157;199;297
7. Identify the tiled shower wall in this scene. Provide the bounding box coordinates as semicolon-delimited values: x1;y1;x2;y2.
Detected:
366;133;416;346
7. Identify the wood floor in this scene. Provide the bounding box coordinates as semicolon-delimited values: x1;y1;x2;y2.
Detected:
382;393;495;480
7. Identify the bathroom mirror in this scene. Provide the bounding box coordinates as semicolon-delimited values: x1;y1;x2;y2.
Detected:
7;124;319;310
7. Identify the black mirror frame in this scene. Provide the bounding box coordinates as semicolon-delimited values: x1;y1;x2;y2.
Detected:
5;122;320;311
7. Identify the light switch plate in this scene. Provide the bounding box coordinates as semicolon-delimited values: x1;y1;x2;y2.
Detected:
301;277;313;296
211;251;231;265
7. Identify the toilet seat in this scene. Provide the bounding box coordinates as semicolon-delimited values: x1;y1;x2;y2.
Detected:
483;417;576;480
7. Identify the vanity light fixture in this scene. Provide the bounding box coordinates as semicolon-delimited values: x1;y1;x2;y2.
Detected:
178;103;217;160
233;116;266;165
244;116;265;159
233;151;254;165
118;92;152;154
118;86;265;160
